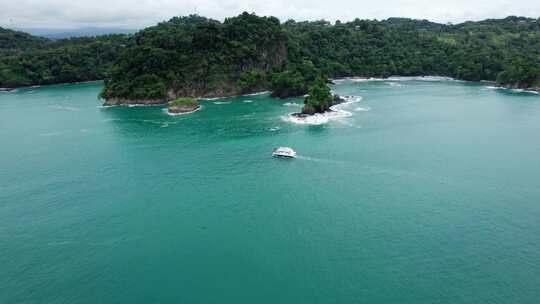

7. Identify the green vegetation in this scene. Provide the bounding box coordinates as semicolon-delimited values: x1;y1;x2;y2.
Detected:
169;98;198;106
0;27;131;88
1;15;539;97
302;78;334;114
99;13;287;101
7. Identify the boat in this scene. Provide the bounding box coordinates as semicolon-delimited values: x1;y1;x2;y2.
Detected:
272;147;297;158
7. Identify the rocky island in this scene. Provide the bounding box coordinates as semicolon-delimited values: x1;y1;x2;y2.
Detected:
290;78;347;117
167;98;200;115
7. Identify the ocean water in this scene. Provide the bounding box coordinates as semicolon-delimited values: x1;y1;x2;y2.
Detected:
1;80;540;303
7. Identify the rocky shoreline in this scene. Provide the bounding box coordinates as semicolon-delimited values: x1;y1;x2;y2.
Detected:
167;103;201;115
499;82;540;93
292;94;348;117
298;94;347;118
102;97;165;106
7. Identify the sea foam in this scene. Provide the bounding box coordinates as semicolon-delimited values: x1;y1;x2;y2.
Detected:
282;95;362;125
485;86;539;94
283;102;302;107
333;76;457;84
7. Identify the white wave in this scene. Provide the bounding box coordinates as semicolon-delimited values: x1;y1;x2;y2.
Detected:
200;97;222;100
164;106;202;116
335;77;385;83
49;105;80;111
99;103;163;108
282;113;330;125
213;101;232;105
333;76;457;83
485;86;539;94
282;95;362;125
339;95;363;104
354;107;371;112
199;91;267;101
283;102;302;107
386;76;456;82
243;91;270;96
243;100;253;103
269;126;281;132
511;89;539;94
126;103;163;107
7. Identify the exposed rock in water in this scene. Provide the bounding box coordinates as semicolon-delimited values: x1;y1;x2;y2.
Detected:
499;81;540;93
300;94;347;115
103;97;165;106
167;98;200;115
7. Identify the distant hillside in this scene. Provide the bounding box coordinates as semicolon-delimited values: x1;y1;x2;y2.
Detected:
0;27;131;87
0;27;48;50
16;27;138;39
1;15;539;96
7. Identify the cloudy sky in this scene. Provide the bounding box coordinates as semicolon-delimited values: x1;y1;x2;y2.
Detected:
1;0;539;29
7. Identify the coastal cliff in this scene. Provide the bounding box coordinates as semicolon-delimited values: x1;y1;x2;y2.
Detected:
100;13;288;105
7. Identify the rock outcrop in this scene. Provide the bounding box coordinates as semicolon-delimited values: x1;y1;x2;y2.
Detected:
167;103;200;114
301;95;347;115
499;81;540;93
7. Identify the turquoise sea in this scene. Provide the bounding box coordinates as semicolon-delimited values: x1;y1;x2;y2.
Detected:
1;79;540;303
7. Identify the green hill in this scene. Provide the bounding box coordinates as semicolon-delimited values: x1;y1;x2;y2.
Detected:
1;14;539;97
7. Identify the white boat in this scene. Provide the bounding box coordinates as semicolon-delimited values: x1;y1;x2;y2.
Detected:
272;147;297;158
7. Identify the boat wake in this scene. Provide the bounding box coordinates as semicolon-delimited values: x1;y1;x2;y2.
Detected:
295;155;348;164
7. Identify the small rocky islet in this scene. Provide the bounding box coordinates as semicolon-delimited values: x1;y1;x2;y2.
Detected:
167;98;201;115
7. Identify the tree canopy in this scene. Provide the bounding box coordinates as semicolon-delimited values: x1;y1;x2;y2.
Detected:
1;15;539;96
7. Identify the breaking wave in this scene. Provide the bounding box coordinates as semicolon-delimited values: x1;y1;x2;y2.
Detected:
213;101;232;105
485;86;539;94
283;102;302;107
333;76;457;84
243;91;270;96
48;105;80;111
282;95;363;125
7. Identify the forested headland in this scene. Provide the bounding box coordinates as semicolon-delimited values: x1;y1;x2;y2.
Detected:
0;27;131;88
1;13;539;107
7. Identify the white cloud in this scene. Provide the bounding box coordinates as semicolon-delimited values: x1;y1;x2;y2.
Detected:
0;0;538;29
